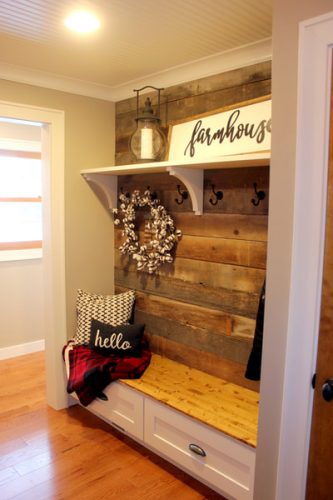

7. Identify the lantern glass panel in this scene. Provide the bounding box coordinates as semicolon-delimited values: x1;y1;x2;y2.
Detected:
129;119;166;162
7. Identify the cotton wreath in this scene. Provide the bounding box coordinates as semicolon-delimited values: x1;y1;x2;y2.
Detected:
112;189;182;274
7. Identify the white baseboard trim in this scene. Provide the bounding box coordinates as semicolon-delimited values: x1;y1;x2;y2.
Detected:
0;339;45;360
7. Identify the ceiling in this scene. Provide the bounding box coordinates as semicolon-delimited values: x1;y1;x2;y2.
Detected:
0;0;272;101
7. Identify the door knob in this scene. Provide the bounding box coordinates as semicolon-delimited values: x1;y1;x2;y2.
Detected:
322;379;333;401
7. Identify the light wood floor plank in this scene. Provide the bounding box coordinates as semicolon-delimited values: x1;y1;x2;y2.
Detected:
0;351;223;500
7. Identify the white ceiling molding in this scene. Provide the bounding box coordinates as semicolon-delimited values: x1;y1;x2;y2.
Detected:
0;38;272;103
0;62;114;101
110;38;272;102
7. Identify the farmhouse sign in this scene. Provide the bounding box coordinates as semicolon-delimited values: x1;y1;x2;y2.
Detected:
168;98;271;161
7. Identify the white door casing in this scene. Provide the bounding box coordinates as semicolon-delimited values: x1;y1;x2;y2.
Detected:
256;11;333;500
0;101;67;409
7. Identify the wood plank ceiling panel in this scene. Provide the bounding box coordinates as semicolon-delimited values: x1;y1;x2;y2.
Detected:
0;0;272;87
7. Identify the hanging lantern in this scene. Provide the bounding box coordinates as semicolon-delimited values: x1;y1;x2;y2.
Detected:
129;86;167;162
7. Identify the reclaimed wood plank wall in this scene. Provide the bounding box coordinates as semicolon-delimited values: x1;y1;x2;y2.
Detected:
114;61;271;391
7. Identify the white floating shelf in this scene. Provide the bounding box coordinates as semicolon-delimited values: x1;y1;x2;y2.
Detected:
81;152;270;215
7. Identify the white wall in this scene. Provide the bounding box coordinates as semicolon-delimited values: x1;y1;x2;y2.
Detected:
0;82;116;343
0;121;41;143
0;258;44;353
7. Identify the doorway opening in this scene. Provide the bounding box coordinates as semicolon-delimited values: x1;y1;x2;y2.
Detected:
0;118;44;358
0;101;67;409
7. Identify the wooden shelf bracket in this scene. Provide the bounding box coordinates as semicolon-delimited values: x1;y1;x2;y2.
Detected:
82;173;118;211
167;166;204;215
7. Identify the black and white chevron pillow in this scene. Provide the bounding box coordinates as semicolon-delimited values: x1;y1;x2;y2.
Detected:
74;289;136;345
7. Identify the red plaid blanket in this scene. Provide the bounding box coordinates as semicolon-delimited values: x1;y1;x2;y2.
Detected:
63;341;151;406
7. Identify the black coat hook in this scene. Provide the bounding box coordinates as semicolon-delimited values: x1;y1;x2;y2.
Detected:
175;184;188;205
209;184;223;206
120;186;130;198
146;185;158;200
251;182;266;206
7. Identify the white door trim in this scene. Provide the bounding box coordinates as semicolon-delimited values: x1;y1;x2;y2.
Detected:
0;101;67;409
275;12;333;500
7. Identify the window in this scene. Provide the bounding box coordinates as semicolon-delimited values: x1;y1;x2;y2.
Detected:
0;115;43;262
0;148;42;252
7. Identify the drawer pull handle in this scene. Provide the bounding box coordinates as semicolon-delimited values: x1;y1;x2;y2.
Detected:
189;443;206;457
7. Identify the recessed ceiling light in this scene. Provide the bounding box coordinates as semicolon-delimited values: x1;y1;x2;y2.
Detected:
64;11;100;34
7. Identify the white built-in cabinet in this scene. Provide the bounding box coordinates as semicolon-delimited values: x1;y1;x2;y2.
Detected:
71;380;255;500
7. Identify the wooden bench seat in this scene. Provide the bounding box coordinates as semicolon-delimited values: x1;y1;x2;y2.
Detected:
120;353;259;448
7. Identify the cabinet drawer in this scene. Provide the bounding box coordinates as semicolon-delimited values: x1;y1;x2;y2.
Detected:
74;382;144;440
144;399;255;500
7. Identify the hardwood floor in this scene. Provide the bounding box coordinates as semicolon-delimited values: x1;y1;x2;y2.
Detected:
0;351;224;499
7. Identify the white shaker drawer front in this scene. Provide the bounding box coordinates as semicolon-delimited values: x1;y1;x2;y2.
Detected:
144;399;255;500
83;382;144;440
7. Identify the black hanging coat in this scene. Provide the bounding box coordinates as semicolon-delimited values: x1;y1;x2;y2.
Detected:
245;280;266;381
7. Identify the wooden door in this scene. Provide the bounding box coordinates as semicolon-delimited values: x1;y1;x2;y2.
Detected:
306;60;333;499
